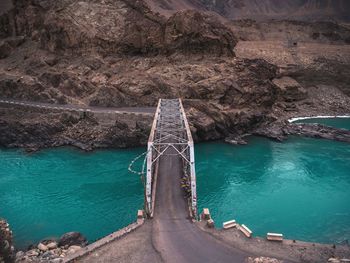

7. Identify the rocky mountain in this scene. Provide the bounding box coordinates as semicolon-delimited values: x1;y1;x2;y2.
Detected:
0;0;349;151
146;0;350;21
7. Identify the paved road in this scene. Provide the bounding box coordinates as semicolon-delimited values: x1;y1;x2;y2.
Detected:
0;98;155;115
152;146;248;263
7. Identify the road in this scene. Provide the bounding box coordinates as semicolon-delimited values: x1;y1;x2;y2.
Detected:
152;146;248;263
0;98;155;115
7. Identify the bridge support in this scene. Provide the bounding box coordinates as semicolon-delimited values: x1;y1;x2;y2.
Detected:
145;99;197;217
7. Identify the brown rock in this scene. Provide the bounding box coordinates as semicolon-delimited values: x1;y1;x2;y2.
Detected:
0;219;15;263
273;76;307;102
164;10;237;55
0;41;12;59
58;232;87;247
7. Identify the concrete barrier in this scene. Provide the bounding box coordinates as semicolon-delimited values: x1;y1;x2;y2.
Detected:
137;210;144;219
239;224;252;238
63;217;144;262
207;219;215;228
202;208;211;220
223;220;236;230
267;233;283;241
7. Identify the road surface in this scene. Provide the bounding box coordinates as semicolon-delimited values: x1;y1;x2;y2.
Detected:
0;98;155;115
152;146;248;263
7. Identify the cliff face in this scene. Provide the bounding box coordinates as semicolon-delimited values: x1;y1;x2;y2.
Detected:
0;0;283;150
145;0;350;21
201;0;350;21
0;0;349;151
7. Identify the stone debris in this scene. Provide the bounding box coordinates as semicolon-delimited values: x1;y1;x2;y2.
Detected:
37;243;48;252
14;233;87;263
46;242;58;250
0;218;15;263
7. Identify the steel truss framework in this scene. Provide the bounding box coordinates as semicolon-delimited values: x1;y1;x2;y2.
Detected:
146;99;197;217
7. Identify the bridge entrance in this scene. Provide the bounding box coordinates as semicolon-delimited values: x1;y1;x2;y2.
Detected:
145;99;197;217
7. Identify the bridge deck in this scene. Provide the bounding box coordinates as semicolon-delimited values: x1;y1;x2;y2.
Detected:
152;146;247;262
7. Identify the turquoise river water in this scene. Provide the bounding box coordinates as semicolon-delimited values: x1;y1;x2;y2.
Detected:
0;134;349;248
196;137;350;244
0;147;144;249
294;117;350;130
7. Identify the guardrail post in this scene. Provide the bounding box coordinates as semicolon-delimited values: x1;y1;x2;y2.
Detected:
189;141;197;217
146;142;153;215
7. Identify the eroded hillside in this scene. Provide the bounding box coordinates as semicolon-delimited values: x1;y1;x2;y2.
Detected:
0;0;349;151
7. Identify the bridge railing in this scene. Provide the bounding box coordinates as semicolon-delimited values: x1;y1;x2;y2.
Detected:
145;99;197;217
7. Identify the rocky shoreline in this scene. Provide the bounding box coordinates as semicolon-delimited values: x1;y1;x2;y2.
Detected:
252;122;350;143
0;219;88;263
0;219;15;263
15;232;88;263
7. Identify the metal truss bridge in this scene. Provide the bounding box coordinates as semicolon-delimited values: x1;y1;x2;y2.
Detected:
145;99;197;217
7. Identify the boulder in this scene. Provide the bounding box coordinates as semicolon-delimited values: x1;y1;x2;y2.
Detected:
273;76;307;102
58;232;87;247
37;242;48;252
46;242;58;250
66;245;82;255
26;249;39;257
41;250;55;259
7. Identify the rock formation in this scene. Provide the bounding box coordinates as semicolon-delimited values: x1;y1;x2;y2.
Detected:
146;0;350;21
0;219;14;263
0;0;349;153
15;232;88;262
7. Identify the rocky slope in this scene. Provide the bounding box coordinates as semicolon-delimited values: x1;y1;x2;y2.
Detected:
15;232;87;263
0;0;279;151
0;0;349;152
201;0;350;21
145;0;350;21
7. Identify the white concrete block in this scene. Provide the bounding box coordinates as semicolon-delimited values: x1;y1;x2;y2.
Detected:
202;208;210;220
267;232;283;241
240;224;252;238
223;220;237;229
207;219;215;228
137;210;144;219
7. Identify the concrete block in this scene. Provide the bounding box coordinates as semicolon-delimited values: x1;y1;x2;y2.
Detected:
223;220;236;229
207;219;215;228
240;224;252;238
267;233;283;241
202;208;211;220
137;210;144;219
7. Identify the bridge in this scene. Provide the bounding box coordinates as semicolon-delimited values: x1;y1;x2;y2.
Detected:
140;98;247;262
145;98;197;217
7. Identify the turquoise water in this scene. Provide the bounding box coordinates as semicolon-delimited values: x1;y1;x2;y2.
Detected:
196;137;350;244
294;117;350;130
1;135;350;249
0;147;144;250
